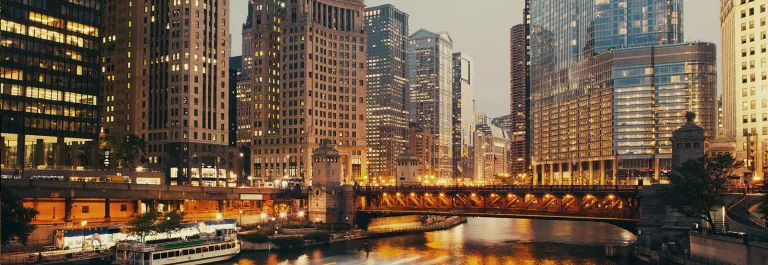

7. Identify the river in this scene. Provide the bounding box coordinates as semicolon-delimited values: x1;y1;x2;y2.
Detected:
214;217;644;265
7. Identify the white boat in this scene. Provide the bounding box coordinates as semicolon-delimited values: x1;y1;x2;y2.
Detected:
115;229;240;265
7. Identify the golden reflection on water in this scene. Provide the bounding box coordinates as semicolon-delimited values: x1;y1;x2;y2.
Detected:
222;218;639;265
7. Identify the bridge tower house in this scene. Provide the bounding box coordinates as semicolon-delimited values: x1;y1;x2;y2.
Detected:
396;150;421;184
308;141;355;224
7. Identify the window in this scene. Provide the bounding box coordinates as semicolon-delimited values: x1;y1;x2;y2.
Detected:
120;204;127;211
82;206;90;213
153;254;160;260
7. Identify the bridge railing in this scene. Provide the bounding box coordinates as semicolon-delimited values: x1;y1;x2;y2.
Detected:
1;179;291;193
355;184;642;193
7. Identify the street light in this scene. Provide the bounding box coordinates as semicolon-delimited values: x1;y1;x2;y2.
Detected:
297;211;305;218
215;212;223;221
260;212;268;223
80;220;87;249
239;210;243;225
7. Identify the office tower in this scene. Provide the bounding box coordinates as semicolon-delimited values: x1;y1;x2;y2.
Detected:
237;0;284;182
452;52;476;180
409;29;453;179
474;117;510;182
102;0;232;185
510;22;530;179
365;4;409;179
1;1;101;169
405;122;434;178
230;56;242;148
530;0;717;185
721;0;768;180
274;0;368;182
491;115;512;131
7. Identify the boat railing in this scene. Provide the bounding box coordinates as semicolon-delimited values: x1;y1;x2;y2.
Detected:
116;235;236;253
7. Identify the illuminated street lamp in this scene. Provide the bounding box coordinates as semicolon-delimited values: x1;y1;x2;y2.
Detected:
215;212;223;221
298;211;305;218
239;210;243;225
80;220;88;249
260;212;267;224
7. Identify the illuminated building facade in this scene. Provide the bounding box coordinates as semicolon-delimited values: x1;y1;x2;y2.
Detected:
238;0;284;183
452;52;476;180
720;0;768;180
530;0;717;185
102;0;232;185
510;21;530;179
364;4;409;179
277;0;368;183
475;118;510;182
409;29;453;179
1;0;101;170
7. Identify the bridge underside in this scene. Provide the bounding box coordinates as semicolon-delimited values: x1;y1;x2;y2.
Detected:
358;209;638;235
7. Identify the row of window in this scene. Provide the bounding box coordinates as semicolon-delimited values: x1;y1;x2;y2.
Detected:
150;243;236;260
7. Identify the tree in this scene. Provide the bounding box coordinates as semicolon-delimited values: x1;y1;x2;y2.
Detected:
124;212;158;242
661;153;743;230
113;135;147;169
1;185;39;246
156;211;187;239
77;143;93;167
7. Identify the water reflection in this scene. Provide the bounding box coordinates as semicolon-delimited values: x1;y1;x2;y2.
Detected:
215;218;641;265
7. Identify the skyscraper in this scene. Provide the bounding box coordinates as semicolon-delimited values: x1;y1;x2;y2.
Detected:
1;0;101;169
237;0;284;183
409;29;453;179
102;0;232;185
510;22;530;180
365;4;409;179
452;52;476;180
275;0;368;182
720;0;768;180
530;0;717;185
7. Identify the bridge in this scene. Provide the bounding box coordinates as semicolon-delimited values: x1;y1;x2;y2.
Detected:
352;185;642;233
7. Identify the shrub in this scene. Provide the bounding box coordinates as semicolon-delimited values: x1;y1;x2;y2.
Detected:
270;236;305;249
280;222;314;229
241;232;269;244
304;231;331;243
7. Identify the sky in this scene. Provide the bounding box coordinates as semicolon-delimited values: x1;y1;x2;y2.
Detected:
229;0;721;118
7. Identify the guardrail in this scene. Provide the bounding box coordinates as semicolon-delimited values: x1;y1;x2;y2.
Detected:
356;184;643;193
0;247;107;265
726;195;768;231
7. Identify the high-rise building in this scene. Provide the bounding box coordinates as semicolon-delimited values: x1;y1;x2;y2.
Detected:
406;122;434;178
452;52;476;180
1;0;101;169
409;29;453;179
237;0;284;183
720;0;768;180
365;4;409;179
102;0;232;186
474;118;510;182
530;0;717;185
510;22;530;179
274;0;368;182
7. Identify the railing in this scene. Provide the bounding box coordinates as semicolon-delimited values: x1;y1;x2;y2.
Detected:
636;247;736;265
726;194;768;231
0;247;107;265
356;184;642;193
117;235;235;252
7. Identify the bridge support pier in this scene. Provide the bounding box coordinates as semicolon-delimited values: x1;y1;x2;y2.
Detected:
104;198;111;222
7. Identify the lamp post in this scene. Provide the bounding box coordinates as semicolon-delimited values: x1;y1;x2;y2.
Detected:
260;212;267;224
238;210;243;225
80;220;87;249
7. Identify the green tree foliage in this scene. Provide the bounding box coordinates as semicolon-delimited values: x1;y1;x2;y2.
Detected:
156;211;187;239
77;143;93;167
270;236;305;249
242;232;269;244
661;153;743;230
124;212;158;242
113;135;148;169
1;185;39;246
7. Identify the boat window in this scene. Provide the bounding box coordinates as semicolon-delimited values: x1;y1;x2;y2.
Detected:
153;254;160;260
215;245;221;251
189;249;195;255
144;253;150;260
202;247;208;253
208;246;215;252
231;243;235;248
169;251;176;258
161;252;168;259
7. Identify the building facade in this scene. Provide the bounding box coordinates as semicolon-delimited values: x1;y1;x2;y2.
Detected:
475;119;510;182
405;122;434;178
1;0;101;170
451;52;476;180
530;0;717;185
720;0;768;180
364;4;409;179
102;0;232;186
237;0;284;183
275;0;368;183
510;22;530;179
409;29;453;179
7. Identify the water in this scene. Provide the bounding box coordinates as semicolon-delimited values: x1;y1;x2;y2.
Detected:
215;218;645;265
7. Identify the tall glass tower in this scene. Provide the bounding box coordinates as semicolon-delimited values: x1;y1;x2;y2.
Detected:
529;0;716;185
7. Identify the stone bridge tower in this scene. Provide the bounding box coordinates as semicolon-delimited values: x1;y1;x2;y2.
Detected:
308;141;355;224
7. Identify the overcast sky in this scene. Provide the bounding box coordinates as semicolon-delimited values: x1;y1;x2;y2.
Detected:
229;0;721;118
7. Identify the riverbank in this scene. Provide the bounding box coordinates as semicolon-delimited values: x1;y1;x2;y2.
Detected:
240;216;467;251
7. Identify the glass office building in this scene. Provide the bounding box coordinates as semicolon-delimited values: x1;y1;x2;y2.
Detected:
529;0;716;185
1;0;101;170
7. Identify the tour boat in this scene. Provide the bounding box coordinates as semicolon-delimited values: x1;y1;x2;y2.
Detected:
115;228;239;265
